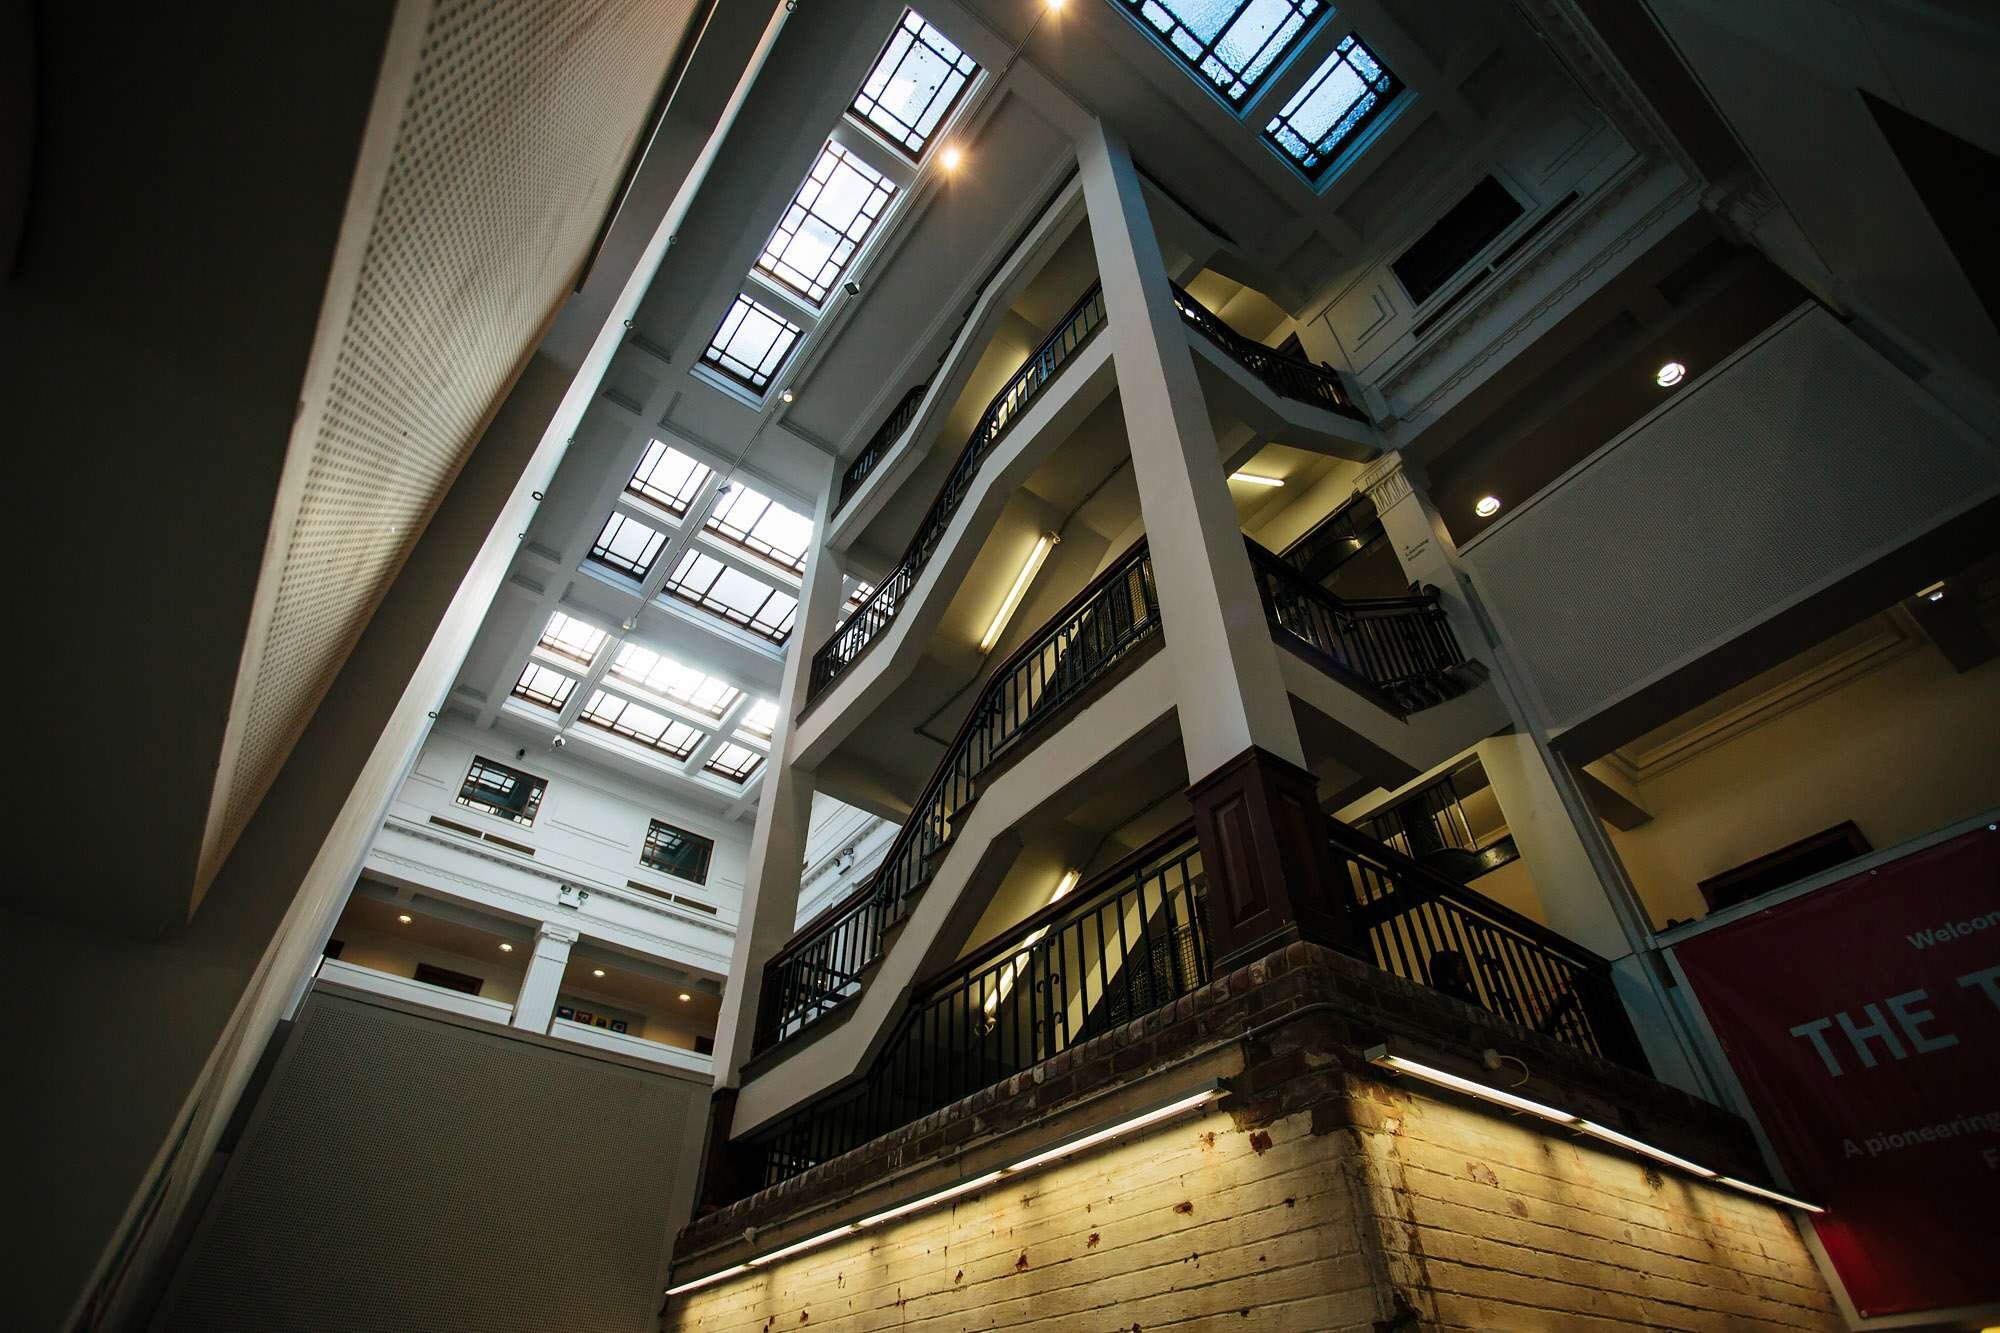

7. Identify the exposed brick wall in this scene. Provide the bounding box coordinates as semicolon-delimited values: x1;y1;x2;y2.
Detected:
667;942;1838;1329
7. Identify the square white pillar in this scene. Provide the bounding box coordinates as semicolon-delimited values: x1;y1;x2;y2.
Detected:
512;921;579;1033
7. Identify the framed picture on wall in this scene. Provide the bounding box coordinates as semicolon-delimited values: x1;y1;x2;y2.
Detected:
555;1005;575;1022
610;1019;628;1034
574;1010;594;1025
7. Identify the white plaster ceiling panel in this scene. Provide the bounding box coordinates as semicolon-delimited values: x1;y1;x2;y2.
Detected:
199;0;700;902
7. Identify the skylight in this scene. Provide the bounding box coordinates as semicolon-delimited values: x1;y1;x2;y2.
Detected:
1114;0;1323;107
702;294;803;393
608;642;743;719
627;441;713;517
579;690;705;759
737;698;780;741
587;511;668;581
704;742;766;784
532;610;607;670
663;550;799;643
704;482;814;575
511;661;577;712
758;141;897;304
851;10;978;158
1262;33;1400;180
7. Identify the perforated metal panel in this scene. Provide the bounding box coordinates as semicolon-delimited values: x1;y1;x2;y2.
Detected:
1463;306;2000;730
214;0;696;869
163;992;707;1331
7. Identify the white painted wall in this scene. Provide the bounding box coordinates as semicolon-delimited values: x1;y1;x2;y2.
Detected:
796;792;897;926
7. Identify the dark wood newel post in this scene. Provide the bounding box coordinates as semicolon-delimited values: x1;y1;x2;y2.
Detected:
1187;744;1354;971
693;1086;744;1214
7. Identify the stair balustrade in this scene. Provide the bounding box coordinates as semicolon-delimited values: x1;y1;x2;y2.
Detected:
836;381;928;511
1169;282;1364;419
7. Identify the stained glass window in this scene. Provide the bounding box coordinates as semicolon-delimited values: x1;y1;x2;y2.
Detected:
608;643;743;719
851;10;979;158
627;441;713;517
1113;0;1323;107
587;511;667;581
1262;33;1400;180
701;294;803;393
579;690;705;759
759;142;897;304
511;661;577;712
704;482;814;575
662;550;799;643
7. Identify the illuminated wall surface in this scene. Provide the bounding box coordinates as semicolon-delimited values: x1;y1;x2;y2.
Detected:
665;1085;1838;1330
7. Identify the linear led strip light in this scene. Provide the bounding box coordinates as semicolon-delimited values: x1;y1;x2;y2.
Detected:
664;1081;1226;1298
1364;1047;1823;1214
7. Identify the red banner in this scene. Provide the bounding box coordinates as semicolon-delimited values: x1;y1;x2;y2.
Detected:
1673;826;2000;1319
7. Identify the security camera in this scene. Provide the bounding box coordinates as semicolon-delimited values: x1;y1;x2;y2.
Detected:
515;747;527;760
551;734;568;750
842;279;861;297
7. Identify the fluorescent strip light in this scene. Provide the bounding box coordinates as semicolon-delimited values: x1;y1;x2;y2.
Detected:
1368;1051;1577;1125
664;1262;751;1296
1576;1120;1716;1177
979;533;1055;652
858;1169;1006;1228
1718;1176;1824;1214
746;1223;859;1267
1006;1087;1224;1174
1229;472;1284;487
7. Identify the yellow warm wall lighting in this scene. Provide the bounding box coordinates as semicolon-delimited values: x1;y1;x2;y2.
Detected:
979;533;1055;652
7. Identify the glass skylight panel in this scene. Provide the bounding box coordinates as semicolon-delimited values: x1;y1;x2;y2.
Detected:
587;511;668;580
663;550;799;642
851;10;978;158
704;742;767;784
704;482;814;575
702;294;802;393
579;689;705;759
608;642;743;719
511;661;577;712
627;441;713;517
1262;33;1400;179
738;698;781;741
1115;0;1323;106
759;142;897;304
532;610;607;669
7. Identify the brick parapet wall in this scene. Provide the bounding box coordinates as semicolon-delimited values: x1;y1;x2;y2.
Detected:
678;941;1760;1266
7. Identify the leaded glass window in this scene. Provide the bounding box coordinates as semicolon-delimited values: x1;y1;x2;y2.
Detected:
579;690;705;759
851;10;978;158
1114;0;1323;107
759;142;897;304
608;642;743;719
703;742;766;784
642;819;714;883
456;756;547;826
532;611;607;670
662;550;799;643
701;294;803;393
587;511;667;580
627;441;713;517
511;661;577;712
704;482;813;575
1262;32;1400;180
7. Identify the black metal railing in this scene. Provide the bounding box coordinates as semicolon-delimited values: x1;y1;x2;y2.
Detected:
1358;762;1520;883
1248;541;1467;712
807;283;1110;705
743;829;1206;1192
1280;491;1384;583
1170;283;1365;420
837;381;929;511
757;540;1162;1052
1335;821;1646;1070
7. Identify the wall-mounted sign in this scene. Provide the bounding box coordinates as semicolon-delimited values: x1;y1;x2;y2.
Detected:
1673;826;1999;1319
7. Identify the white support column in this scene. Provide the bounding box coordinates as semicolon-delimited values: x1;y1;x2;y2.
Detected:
512;921;579;1033
1352;451;1489;668
709;450;844;1086
1077;120;1306;777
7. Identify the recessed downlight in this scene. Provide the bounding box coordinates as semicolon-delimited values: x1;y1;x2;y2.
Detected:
396;913;413;925
679;992;693;1002
1655;360;1687;387
1474;495;1501;518
499;942;514;952
592;968;606;978
780;388;795;404
939;145;963;172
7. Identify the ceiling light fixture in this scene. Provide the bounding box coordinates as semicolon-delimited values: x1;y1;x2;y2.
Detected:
397;913;413;925
679;992;692;1002
780;388;795;404
1229;472;1284;488
592;968;606;978
939;145;963;172
1655;360;1687;387
979;532;1057;652
1917;581;1946;603
664;1082;1224;1299
1474;495;1501;518
499;942;514;952
1046;0;1065;10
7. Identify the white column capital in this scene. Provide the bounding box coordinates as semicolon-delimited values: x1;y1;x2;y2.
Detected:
533;921;581;949
1353;451;1426;510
